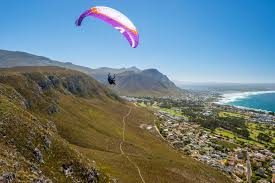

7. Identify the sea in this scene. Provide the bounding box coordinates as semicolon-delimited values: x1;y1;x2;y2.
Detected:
217;91;275;112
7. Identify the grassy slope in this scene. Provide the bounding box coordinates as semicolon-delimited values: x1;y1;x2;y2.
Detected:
54;99;231;183
0;67;232;183
0;85;109;182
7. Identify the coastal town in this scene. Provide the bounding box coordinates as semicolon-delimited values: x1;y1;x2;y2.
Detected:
123;96;275;183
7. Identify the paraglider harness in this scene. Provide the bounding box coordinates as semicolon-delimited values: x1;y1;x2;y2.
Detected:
107;73;116;85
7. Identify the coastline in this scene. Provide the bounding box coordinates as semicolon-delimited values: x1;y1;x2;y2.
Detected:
214;90;275;113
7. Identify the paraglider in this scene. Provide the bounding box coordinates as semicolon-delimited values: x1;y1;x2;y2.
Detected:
76;6;139;48
107;73;116;85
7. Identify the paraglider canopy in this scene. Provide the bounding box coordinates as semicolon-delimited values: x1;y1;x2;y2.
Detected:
76;6;139;48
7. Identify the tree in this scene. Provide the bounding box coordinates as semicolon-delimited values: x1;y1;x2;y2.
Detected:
236;128;250;139
257;132;272;142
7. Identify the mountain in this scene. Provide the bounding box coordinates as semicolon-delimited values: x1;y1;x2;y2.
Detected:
0;49;95;75
90;66;141;83
90;67;183;96
0;50;183;96
174;80;275;92
0;66;232;183
114;69;183;96
0;67;115;182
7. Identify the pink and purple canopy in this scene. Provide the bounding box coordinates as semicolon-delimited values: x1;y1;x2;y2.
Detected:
76;6;139;48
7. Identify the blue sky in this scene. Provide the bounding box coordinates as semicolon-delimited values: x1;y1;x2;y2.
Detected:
0;0;274;83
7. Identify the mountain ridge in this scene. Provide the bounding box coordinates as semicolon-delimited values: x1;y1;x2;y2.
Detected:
114;68;182;96
0;49;183;96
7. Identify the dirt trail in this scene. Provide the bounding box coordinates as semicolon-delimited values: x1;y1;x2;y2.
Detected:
119;107;146;183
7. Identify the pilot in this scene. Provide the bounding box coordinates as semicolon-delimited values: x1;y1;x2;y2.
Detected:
107;73;116;85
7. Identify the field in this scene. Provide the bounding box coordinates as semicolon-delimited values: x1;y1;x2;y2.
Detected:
139;102;189;119
215;128;264;147
219;111;249;119
246;122;275;145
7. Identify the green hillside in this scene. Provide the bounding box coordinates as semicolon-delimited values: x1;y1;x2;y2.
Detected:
0;67;232;183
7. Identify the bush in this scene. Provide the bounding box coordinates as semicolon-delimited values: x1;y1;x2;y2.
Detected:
257;132;272;142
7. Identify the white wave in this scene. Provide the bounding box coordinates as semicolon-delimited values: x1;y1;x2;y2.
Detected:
215;90;275;105
231;105;272;113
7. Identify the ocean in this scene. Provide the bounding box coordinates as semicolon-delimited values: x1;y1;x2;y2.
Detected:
217;91;275;112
